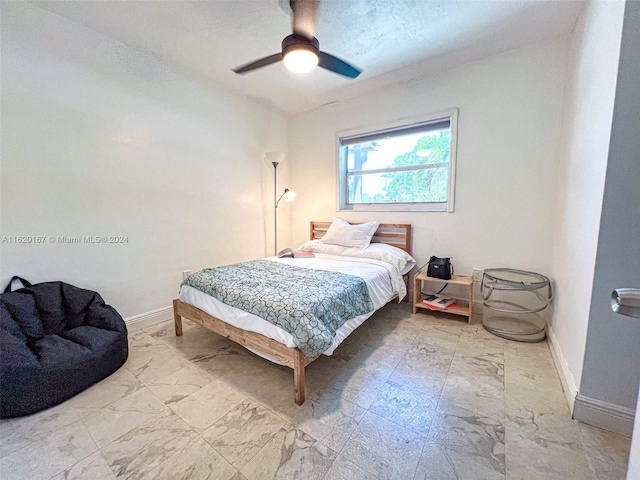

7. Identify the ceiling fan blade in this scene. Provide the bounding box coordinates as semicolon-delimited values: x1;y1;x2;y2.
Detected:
233;53;283;74
318;51;362;79
291;0;318;39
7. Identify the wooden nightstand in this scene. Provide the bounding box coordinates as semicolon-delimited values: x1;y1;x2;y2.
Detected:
413;271;473;323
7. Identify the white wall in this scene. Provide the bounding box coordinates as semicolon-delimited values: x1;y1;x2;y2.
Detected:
287;39;569;297
548;0;625;404
0;2;289;318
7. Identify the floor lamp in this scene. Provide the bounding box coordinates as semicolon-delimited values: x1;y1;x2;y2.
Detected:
268;156;296;256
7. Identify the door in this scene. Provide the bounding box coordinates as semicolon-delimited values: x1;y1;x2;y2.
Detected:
611;288;640;479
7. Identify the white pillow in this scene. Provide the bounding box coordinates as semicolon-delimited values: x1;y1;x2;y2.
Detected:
343;243;416;274
320;218;380;249
297;239;349;256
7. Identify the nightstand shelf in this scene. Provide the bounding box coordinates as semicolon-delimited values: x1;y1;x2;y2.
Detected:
413;271;473;323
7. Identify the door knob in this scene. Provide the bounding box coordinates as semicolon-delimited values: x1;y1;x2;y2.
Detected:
611;288;640;319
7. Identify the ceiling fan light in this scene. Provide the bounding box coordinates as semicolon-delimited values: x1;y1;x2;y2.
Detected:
283;48;318;74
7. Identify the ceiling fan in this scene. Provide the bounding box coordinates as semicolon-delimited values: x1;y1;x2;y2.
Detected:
232;0;361;79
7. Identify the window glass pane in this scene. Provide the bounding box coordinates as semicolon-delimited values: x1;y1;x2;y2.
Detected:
346;129;450;173
348;166;448;204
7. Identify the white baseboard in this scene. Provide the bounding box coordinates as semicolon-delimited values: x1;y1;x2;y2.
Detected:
547;326;635;437
573;394;635;437
124;305;173;331
547;325;579;414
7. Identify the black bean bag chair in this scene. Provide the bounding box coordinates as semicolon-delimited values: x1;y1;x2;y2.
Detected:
0;277;128;418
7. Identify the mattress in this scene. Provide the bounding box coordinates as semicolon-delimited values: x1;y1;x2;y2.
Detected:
178;254;402;362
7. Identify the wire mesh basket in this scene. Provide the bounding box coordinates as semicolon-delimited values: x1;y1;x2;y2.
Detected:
481;268;552;342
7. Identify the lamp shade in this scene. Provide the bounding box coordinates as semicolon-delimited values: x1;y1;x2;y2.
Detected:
265;152;285;165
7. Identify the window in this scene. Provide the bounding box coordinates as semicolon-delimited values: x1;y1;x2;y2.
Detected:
337;109;458;212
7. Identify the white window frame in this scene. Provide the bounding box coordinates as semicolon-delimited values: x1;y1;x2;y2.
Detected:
336;109;458;212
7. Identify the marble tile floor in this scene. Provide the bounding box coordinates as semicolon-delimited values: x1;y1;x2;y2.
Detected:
0;302;631;480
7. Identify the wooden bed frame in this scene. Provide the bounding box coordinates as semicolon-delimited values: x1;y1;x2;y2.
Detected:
173;221;412;405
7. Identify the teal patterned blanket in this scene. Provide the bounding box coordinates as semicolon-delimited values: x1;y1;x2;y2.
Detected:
182;259;374;360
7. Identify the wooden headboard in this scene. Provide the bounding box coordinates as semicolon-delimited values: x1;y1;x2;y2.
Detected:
310;221;412;255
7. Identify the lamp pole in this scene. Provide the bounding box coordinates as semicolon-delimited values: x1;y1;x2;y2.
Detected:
272;161;279;256
271;158;296;256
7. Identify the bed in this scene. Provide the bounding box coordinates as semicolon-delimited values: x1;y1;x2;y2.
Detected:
173;220;413;405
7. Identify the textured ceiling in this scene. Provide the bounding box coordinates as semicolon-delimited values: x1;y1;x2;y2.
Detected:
32;0;584;115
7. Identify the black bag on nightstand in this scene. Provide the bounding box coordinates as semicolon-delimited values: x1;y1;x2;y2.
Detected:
427;256;453;280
